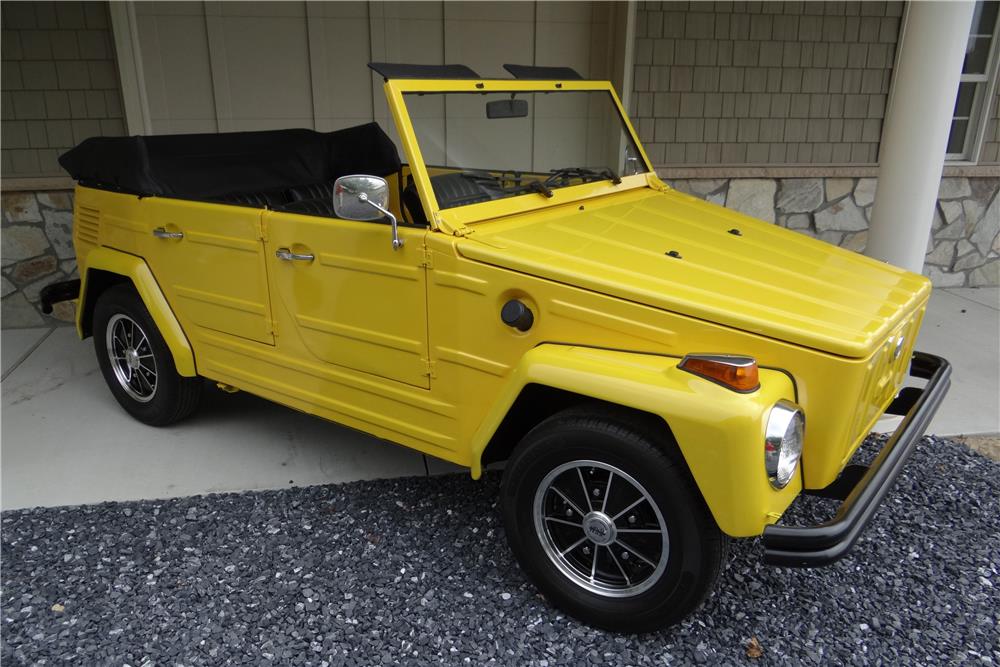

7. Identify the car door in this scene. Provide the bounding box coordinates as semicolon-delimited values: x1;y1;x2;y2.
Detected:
262;210;430;389
143;198;274;346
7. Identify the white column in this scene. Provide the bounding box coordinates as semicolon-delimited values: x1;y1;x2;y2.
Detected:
609;1;638;112
108;2;152;135
866;1;975;273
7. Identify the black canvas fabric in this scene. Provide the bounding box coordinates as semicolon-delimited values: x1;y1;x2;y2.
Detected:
58;123;401;201
56;134;158;195
326;122;401;180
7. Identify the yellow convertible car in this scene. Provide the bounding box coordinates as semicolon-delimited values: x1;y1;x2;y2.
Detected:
43;63;950;632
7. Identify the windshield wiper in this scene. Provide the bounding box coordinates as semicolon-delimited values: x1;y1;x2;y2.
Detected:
527;180;554;198
459;171;552;199
545;166;622;186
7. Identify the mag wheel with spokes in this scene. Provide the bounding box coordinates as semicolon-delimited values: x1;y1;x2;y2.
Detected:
93;284;202;426
502;406;727;633
106;313;158;402
533;460;670;598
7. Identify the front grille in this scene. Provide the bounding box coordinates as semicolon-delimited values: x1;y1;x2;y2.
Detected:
75;206;100;247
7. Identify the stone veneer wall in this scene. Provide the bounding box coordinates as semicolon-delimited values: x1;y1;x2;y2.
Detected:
2;190;77;328
1;178;998;328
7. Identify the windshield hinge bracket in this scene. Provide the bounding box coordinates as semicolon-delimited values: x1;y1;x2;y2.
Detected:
433;213;473;237
646;174;671;192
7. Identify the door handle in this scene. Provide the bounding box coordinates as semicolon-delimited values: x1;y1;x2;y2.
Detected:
275;247;315;262
152;227;183;240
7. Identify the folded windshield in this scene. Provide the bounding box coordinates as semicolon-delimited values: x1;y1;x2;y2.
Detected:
402;90;647;211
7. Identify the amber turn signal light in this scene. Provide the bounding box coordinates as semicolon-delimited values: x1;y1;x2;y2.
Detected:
679;354;760;392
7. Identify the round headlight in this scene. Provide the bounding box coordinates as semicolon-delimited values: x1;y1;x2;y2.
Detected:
764;400;804;489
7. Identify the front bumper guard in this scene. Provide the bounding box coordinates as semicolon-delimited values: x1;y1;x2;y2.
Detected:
762;351;951;567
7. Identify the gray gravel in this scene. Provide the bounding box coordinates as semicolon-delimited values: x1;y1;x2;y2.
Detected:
3;435;998;666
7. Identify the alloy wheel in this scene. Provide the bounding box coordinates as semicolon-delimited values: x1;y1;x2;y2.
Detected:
106;313;158;403
532;460;670;597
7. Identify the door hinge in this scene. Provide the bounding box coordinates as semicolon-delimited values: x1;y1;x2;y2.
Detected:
423;359;436;379
267;317;278;337
257;216;268;241
420;246;433;269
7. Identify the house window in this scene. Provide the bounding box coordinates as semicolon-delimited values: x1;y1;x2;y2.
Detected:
947;0;1000;161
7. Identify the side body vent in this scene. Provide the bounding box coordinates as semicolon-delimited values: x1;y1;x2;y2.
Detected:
75;205;101;248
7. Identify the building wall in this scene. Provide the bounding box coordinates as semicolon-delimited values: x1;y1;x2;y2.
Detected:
631;0;904;166
1;189;77;327
1;1;125;178
128;0;616;146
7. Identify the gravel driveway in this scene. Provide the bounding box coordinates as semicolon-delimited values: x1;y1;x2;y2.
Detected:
3;435;998;666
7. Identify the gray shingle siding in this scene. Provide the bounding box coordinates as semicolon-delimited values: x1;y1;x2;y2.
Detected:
634;1;903;166
981;89;1000;166
1;1;124;178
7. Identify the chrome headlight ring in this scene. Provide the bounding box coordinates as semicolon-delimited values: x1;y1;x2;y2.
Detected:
765;400;805;489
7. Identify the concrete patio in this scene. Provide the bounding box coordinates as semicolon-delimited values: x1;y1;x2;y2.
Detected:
2;287;997;511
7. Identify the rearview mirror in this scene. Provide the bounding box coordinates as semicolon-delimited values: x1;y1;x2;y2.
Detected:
486;99;528;119
333;175;404;250
333;175;389;221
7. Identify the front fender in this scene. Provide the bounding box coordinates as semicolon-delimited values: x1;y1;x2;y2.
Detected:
78;246;197;377
472;344;800;537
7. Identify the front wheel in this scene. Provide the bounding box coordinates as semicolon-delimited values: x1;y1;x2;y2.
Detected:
501;407;727;632
93;284;202;426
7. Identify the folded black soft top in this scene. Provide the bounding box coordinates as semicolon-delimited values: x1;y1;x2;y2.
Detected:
58;123;401;200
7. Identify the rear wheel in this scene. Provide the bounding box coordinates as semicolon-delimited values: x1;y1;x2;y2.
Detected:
501;407;727;632
93;284;202;426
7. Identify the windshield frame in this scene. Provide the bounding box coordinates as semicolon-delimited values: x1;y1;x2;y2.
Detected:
384;78;655;231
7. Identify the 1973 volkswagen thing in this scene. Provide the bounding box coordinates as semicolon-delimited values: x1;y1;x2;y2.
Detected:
44;63;950;632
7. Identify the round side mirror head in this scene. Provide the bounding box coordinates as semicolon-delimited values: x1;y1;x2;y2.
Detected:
333;175;389;221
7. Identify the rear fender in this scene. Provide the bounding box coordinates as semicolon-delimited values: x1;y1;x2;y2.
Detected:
471;344;800;537
78;246;197;377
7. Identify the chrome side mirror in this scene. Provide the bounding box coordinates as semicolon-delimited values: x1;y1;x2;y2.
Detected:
332;175;403;250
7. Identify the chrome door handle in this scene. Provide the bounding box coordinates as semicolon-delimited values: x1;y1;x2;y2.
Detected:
275;248;315;262
152;227;183;239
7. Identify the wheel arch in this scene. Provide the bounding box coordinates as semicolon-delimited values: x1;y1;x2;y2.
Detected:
480;384;683;470
471;344;801;537
78;247;197;377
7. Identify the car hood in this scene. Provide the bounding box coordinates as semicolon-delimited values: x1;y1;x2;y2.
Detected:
455;187;930;358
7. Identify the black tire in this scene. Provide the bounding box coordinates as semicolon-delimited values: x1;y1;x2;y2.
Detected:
501;405;728;633
93;284;202;426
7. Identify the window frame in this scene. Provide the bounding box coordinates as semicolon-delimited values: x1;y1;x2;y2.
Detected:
947;0;1000;163
383;78;655;231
